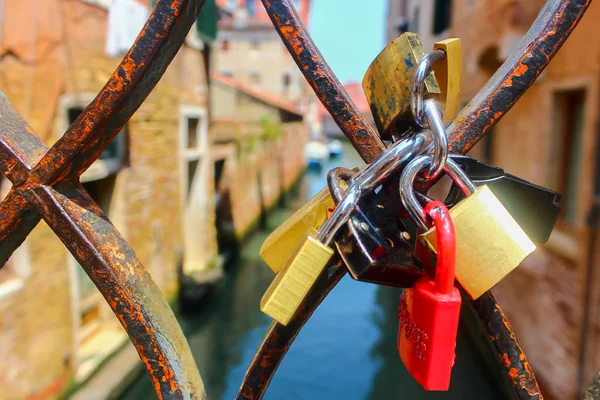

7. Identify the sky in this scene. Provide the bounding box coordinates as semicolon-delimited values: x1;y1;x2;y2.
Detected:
308;0;387;84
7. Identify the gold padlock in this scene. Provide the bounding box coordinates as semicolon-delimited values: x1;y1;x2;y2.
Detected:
363;32;440;137
363;34;463;136
400;156;536;300
260;228;334;325
260;186;335;273
260;170;355;273
432;38;462;125
260;171;359;325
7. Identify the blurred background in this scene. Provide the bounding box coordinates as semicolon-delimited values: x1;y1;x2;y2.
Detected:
0;0;598;399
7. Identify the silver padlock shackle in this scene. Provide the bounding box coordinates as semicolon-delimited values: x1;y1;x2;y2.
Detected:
400;155;477;232
327;167;356;204
411;49;448;181
411;49;445;125
317;131;432;246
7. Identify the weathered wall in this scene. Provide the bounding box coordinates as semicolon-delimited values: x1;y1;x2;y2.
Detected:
213;121;307;238
0;0;215;398
447;1;600;398
215;25;306;103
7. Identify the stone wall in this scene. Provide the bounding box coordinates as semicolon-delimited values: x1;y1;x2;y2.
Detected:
446;1;600;398
0;0;215;398
213;121;307;239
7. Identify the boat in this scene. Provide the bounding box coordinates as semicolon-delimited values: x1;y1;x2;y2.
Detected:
327;139;343;158
304;140;329;169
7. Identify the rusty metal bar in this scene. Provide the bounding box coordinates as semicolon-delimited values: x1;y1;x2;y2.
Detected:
237;260;346;400
237;1;592;399
260;0;386;164
471;292;543;399
33;184;205;399
0;0;210;397
447;0;592;154
31;0;207;186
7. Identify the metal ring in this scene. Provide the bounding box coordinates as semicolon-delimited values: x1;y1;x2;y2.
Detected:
411;49;446;126
399;155;477;231
327;167;356;204
411;49;447;181
317;131;432;246
422;99;448;180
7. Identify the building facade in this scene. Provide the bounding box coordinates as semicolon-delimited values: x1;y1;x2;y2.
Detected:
0;0;308;398
385;1;600;398
215;0;311;105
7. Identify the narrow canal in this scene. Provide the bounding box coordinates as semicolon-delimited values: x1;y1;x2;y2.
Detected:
122;141;505;399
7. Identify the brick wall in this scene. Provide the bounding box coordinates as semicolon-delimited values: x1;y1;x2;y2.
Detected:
0;0;216;398
447;1;600;398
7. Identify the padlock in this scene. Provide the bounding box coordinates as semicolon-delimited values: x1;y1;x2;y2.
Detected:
432;39;462;125
363;32;441;138
398;201;461;391
261;127;438;325
260;227;334;325
443;155;561;243
328;168;424;287
363;34;462;139
259;186;335;273
261;174;358;325
399;155;536;300
260;170;358;273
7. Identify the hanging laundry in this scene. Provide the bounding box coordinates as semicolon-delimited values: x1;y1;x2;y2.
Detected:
105;0;150;56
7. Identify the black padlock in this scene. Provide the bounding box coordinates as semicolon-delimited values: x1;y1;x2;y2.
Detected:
327;168;424;288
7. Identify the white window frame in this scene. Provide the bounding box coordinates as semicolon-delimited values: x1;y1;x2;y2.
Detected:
179;106;209;274
0;178;30;301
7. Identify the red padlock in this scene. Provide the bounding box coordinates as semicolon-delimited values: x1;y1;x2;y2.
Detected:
397;201;461;391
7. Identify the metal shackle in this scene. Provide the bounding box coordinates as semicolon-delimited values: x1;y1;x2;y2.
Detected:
411;49;448;181
316;130;432;246
399;155;477;232
327;167;357;204
411;49;445;125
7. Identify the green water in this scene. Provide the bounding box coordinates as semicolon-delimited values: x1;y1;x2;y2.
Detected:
122;141;505;399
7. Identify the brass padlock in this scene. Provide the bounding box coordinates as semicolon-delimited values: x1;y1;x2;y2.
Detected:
260;228;334;325
432;39;462;125
260;186;335;273
260;168;358;273
363;32;440;138
400;156;536;300
363;34;463;138
261;173;359;325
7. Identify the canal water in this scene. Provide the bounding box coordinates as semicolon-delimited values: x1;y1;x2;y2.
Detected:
122;141;505;399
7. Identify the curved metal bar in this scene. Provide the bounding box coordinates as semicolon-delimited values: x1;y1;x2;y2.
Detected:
260;0;386;164
239;0;591;398
33;184;206;400
470;292;543;399
237;260;347;400
31;0;207;186
447;0;592;154
411;49;445;126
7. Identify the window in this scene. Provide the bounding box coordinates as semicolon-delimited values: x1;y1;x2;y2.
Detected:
221;39;230;52
68;107;128;182
412;7;420;33
187;117;200;149
0;175;30;300
180;108;208;276
77;176;116;336
551;89;586;223
249;70;261;85
433;0;452;35
282;72;292;95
